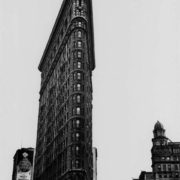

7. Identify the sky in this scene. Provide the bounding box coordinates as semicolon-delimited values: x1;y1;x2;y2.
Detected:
1;0;180;179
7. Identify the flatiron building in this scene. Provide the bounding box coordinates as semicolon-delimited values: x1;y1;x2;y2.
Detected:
33;0;95;180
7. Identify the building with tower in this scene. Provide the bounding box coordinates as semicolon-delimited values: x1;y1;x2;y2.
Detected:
134;121;180;180
33;0;96;180
12;148;34;180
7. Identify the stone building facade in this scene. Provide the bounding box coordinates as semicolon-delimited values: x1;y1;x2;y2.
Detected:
134;121;180;180
33;0;95;180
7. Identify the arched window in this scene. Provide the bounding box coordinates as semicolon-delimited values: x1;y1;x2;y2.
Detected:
77;62;81;69
76;133;80;139
73;95;76;103
76;120;80;127
75;160;80;168
77;73;81;80
77;84;81;91
77;51;82;58
78;22;82;27
78;31;82;38
76;146;79;152
76;107;80;115
77;95;81;103
76;9;80;16
73;108;76;115
74;73;76;80
73;84;76;91
80;10;84;16
77;41;82;48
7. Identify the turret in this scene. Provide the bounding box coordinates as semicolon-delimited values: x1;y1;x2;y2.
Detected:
152;121;168;146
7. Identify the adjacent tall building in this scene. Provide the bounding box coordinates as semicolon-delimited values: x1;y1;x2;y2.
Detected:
12;148;34;180
134;121;180;180
33;0;95;180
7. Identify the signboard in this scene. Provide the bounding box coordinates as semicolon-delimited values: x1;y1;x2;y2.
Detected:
16;152;32;180
16;170;31;180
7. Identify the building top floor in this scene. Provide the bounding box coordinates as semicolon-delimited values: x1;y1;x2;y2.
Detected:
38;0;95;72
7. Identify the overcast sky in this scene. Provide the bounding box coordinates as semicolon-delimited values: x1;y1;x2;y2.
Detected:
1;0;180;179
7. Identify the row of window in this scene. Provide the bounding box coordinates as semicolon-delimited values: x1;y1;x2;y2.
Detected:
173;148;180;153
41;20;86;92
57;81;83;105
55;96;84;127
55;118;84;141
57;93;84;115
39;84;86;130
58;62;84;94
43;83;85;119
40;20;83;83
157;164;179;172
74;9;86;17
160;156;179;161
74;0;84;7
49;69;87;105
157;173;179;178
41;18;86;84
43;57;85;100
57;61;84;88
